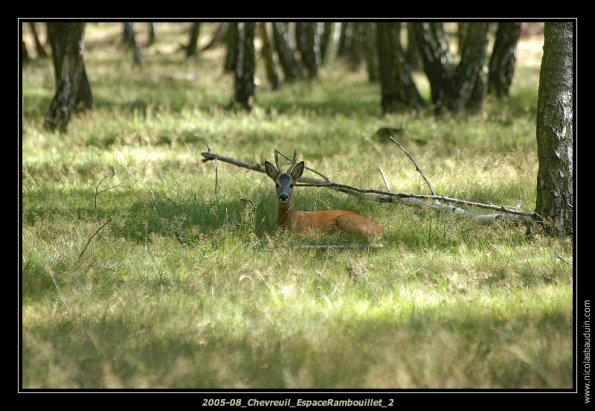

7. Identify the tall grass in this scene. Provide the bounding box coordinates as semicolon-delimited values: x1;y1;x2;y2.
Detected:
21;23;571;389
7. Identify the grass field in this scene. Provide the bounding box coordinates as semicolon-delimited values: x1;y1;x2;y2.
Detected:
21;23;573;389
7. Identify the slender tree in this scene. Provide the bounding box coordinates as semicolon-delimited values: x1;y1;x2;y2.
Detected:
224;23;238;72
44;23;92;132
413;22;453;109
22;40;29;64
318;22;333;63
535;22;574;236
29;22;48;58
122;23;141;67
348;23;364;71
488;22;522;98
362;22;379;82
185;22;201;58
202;22;229;51
300;22;321;79
414;22;489;113
259;23;281;90
147;22;157;46
457;22;468;55
233;22;255;110
272;22;303;81
445;23;489;113
376;23;425;113
321;22;341;67
338;22;352;57
295;22;308;62
405;23;423;71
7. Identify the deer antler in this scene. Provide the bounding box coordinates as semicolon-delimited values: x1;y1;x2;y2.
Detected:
274;148;281;171
288;150;298;172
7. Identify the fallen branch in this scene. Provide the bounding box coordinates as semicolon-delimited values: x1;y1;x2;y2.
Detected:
200;150;540;223
201;150;322;185
296;182;537;219
275;148;331;182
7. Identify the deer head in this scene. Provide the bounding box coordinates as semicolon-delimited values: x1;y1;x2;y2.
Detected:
264;150;304;203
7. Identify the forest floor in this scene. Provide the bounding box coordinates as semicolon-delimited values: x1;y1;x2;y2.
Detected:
21;23;572;388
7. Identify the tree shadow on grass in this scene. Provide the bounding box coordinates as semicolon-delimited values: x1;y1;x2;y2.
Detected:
22;301;572;388
22;316;288;388
109;194;277;245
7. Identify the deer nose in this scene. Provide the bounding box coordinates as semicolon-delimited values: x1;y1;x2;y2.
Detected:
279;194;289;202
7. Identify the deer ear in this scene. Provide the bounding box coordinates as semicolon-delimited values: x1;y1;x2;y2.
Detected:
290;161;305;181
264;161;279;180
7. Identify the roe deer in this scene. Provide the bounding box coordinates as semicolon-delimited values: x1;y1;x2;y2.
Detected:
264;151;383;240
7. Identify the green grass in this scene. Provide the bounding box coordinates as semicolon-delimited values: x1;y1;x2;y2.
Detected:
21;23;572;389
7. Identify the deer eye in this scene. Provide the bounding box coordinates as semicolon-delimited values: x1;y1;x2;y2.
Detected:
290;184;294;188
275;183;279;188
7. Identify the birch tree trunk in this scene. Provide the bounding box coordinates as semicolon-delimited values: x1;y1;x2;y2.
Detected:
488;22;522;98
233;22;255;110
377;23;425;113
535;22;574;236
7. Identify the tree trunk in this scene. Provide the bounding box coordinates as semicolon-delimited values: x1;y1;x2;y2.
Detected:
44;23;92;132
122;23;141;67
300;22;321;79
362;22;379;82
224;23;238;72
488;22;522;98
272;22;303;81
322;22;341;67
185;22;201;58
22;40;29;64
413;22;454;109
295;22;308;63
445;23;489;113
202;22;228;51
348;23;364;71
338;22;352;57
405;23;423;71
535;22;574;236
29;22;48;58
318;22;333;63
415;22;488;114
376;23;425;113
457;22;468;56
466;60;488;113
147;22;157;46
233;22;255;110
259;23;281;90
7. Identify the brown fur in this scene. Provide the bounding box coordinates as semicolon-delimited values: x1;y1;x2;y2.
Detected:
265;156;383;240
292;210;383;239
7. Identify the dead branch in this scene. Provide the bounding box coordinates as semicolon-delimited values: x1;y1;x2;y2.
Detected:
77;219;111;263
214;157;219;196
200;150;541;223
346;262;383;306
388;136;436;195
275;148;331;182
91;174;140;211
201;150;322;184
202;150;266;173
295;182;537;221
378;167;392;192
556;255;572;265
